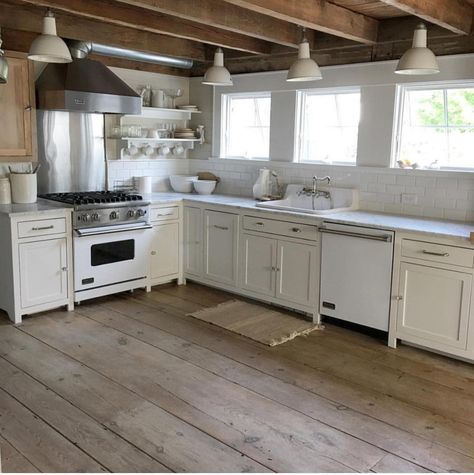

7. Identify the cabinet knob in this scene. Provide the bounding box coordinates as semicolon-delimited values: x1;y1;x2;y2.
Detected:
61;267;68;272
395;295;403;301
151;251;157;255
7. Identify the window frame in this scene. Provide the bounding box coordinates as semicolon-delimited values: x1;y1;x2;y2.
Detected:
295;86;361;165
220;91;272;160
392;81;474;171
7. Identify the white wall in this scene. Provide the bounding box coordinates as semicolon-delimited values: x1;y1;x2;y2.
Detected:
206;54;474;167
185;54;474;222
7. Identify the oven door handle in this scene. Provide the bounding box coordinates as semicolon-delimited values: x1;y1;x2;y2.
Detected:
75;224;153;237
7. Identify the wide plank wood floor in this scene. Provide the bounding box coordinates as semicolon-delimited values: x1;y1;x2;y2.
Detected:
0;282;473;473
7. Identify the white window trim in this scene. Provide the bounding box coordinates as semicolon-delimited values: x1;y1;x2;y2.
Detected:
392;80;474;171
220;91;271;160
295;86;361;165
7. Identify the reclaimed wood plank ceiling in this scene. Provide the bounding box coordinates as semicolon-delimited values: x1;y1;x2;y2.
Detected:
0;0;473;76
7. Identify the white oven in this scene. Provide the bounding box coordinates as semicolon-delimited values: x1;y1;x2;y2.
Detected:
73;222;152;301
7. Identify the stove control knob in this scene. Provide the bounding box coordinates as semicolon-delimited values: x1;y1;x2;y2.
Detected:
91;213;100;222
109;211;118;220
127;209;136;218
136;209;146;217
82;213;91;222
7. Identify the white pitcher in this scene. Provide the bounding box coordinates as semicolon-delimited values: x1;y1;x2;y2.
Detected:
252;168;271;200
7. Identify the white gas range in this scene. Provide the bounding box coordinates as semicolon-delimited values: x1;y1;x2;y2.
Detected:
39;191;152;302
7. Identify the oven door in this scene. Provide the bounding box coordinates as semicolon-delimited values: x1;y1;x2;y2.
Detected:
74;223;152;292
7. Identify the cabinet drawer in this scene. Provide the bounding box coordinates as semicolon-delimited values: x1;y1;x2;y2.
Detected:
243;215;318;241
17;218;66;238
401;239;474;268
150;206;179;222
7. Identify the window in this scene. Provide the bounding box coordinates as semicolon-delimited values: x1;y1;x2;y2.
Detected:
221;93;271;159
395;84;474;170
297;89;361;164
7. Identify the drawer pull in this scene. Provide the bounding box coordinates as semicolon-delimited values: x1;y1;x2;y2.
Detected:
32;225;54;231
422;250;449;257
292;227;302;233
151;251;157;255
213;225;229;230
255;222;265;227
157;212;173;216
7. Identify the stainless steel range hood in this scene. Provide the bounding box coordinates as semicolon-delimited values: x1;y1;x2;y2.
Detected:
36;44;142;114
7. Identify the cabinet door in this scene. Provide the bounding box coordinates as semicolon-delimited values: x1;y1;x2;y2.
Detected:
203;210;238;287
150;222;179;279
0;55;33;158
184;206;202;277
397;262;471;349
241;233;276;297
276;240;317;307
19;238;68;308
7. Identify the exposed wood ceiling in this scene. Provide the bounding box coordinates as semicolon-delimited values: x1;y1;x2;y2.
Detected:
0;0;473;77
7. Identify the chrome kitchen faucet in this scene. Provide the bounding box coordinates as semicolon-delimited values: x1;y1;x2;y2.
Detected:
298;176;331;199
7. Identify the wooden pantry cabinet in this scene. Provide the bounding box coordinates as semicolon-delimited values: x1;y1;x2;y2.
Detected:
0;52;37;162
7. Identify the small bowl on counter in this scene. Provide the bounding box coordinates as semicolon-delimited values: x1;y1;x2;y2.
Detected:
193;179;217;195
169;175;199;193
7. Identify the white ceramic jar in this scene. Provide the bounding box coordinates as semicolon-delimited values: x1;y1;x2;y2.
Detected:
10;173;37;204
0;177;11;204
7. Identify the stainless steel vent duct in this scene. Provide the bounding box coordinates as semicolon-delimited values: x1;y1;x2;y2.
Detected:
69;40;193;69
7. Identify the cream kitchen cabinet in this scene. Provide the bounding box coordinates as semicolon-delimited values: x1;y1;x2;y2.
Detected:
240;215;319;321
242;233;318;308
396;262;471;349
184;206;203;278
276;240;318;307
0;210;74;324
241;233;276;297
147;204;183;289
203;209;239;287
390;236;474;362
19;237;68;309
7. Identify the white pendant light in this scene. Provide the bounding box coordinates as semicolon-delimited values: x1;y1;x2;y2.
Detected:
287;28;322;82
0;28;8;84
28;10;72;63
395;23;439;75
202;47;233;86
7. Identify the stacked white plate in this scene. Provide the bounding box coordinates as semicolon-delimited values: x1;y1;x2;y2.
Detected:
177;105;200;112
174;127;196;139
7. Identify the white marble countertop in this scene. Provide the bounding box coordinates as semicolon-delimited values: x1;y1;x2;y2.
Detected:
0;198;73;217
2;193;472;241
145;192;474;242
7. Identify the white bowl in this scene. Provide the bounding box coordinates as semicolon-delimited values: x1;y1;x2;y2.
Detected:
169;175;199;193
193;179;217;195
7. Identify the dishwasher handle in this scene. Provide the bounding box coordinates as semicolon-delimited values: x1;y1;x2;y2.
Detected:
319;227;392;243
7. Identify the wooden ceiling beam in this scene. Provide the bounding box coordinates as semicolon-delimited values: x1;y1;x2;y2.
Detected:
113;0;314;48
220;0;379;44
0;0;206;61
378;0;474;35
1;28;191;76
13;0;271;55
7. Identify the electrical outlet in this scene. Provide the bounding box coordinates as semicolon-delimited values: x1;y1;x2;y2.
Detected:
401;193;418;205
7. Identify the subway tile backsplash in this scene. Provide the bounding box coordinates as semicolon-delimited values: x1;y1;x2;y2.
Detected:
108;158;474;222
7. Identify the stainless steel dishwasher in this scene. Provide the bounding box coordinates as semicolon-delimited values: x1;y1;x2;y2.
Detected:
319;222;394;331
